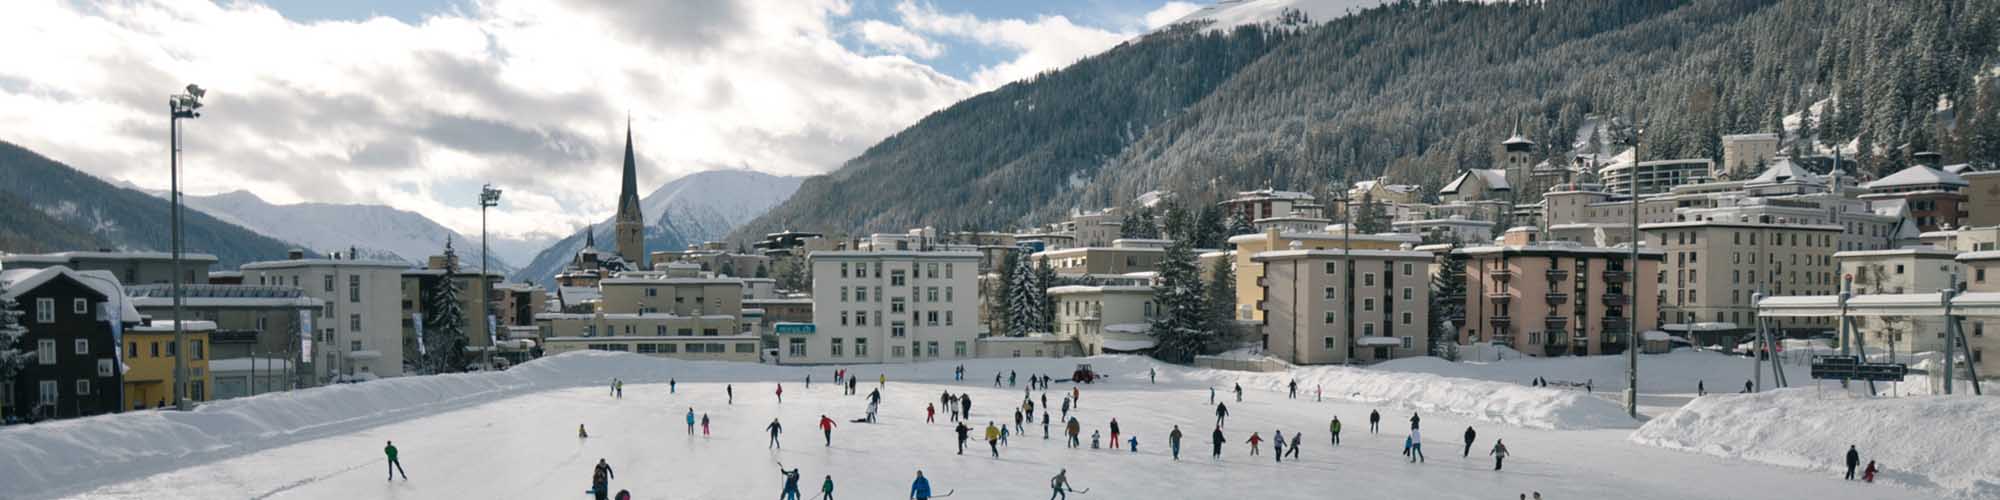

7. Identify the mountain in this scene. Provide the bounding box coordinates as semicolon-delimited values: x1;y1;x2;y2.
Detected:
512;169;803;285
734;0;2000;239
0;141;305;268
177;191;516;275
1171;0;1387;30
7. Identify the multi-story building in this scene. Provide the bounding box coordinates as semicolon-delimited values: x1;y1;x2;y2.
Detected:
121;320;212;410
239;252;409;382
1455;227;1664;357
1952;251;2000;378
1599;157;1715;196
1;250;217;286
650;245;772;279
1643;219;1844;340
1862;163;1968;232
400;252;507;370
536;271;759;362
1228;228;1420;322
1838;247;1963;361
1219;189;1324;223
796;251;980;364
1;266;135;420
1254;248;1433;364
1963;169;2000;228
1719;133;1780;179
1047;285;1156;356
1031;239;1174;276
125;283;321;395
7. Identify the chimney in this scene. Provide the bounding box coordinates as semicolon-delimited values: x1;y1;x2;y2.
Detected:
1913;151;1943;169
288;248;305;260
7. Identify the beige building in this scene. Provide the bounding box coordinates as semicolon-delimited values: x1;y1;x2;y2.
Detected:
1031;239;1172;276
1952;251;2000;377
400;254;506;370
1964;170;2000;228
597;276;744;317
1839;248;1963;362
239;253;409;382
1643;220;1843;338
1719;133;1780;179
1254;249;1433;364
1228;228;1421;322
1048;285;1157;356
797;251;981;364
1455;228;1664;357
1;251;218;286
536;311;756;361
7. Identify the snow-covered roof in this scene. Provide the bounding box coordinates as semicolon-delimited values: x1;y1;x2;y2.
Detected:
0;266;143;320
241;258;410;270
1045;285;1154;295
1224;188;1315;203
1744;158;1824;187
1100;338;1157;351
1862;165;1968;190
1944;163;1973;174
1250;249;1434;261
0;250;219;263
1103;323;1149;334
1440;169;1510;194
130;320;217;332
1502;133;1534;146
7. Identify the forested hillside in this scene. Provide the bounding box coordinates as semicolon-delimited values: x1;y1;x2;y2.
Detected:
733;0;2000;240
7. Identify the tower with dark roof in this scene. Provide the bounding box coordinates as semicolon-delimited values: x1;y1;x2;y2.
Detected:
615;120;646;267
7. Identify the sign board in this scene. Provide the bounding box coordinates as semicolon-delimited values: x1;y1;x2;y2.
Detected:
774;323;816;335
1811;355;1906;382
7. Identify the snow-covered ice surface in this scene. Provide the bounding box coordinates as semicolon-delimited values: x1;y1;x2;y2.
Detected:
1634;389;2000;499
1;352;1939;500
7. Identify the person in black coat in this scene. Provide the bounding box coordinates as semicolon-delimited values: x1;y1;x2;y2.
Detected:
1211;427;1226;458
1369;410;1381;433
955;422;972;455
1845;445;1861;480
1462;426;1477;457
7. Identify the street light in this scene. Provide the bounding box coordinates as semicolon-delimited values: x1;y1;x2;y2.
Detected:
479;184;502;371
1609;117;1644;420
169;83;203;411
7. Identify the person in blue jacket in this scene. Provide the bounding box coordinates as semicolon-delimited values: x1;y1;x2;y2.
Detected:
909;470;933;500
685;408;696;435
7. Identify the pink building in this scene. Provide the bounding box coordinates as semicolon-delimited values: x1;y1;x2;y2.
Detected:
1455;227;1664;357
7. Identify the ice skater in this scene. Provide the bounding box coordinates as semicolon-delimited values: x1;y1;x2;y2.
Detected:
777;466;802;500
1329;416;1342;446
1215;402;1229;429
819;414;837;446
384;441;407;481
1169;425;1184;459
767;418;784;448
1408;428;1425;463
686;408;697;435
1491;439;1510;471
1463;426;1477;457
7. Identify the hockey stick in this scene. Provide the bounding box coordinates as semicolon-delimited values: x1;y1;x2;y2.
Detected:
1070;487;1090;494
929;489;956;498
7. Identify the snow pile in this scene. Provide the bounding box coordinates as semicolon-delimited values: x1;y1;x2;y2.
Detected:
1632;389;2000;499
1195;363;1639;430
1374;350;1798;394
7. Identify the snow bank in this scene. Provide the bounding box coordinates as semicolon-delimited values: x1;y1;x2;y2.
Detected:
1374;350;1812;394
1631;389;2000;499
1190;363;1640;430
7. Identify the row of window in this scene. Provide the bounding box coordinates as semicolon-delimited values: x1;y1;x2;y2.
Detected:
1322;312;1415;328
1319;262;1418;279
579;325;725;337
1320;335;1414;350
121;340;205;360
1324;287;1417;302
836;262;957;281
837;286;955;303
838;310;955;329
795;337;969;359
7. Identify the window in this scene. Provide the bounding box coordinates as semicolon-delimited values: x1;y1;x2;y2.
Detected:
636;343;659;354
892;345;906;358
1401;336;1413;349
874;311;882;326
840;311;850;326
945;263;954;279
891;298;906;313
1363;298;1375;312
892;321;907;338
1402;288;1413;301
927;263;939;279
74;339;88;355
350;340;363;352
703;328;719;337
1401;312;1412;325
1324;287;1337;300
349;276;361;303
1362;323;1375;336
737;343;756;353
856;311;868;326
945;310;955;326
856;287;868;302
1324;311;1336;324
324;275;335;292
1323;337;1336;350
678;328;694;336
945;287;954;302
36;298;53;323
645;288;657;297
840;286;849;302
38;380;57;406
76;378;91;396
789;338;806;357
97;358;114;377
840;263;849;278
856;338;869;357
72;298;88;314
350;314;362;331
655;325;667;336
891;270;906;287
927;311;939;326
37;340;55;364
1896;265;1905;275
954;341;968;357
1363;273;1376;287
927;287;939;302
126;342;136;358
1402;263;1413;276
831;338;844;357
1323;262;1337;274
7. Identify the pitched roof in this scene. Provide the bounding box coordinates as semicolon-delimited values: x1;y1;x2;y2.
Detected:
1745;158;1824;187
1862;165;1968;190
1439;169;1510;194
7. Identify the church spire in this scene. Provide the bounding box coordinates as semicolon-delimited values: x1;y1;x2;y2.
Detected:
614;118;646;266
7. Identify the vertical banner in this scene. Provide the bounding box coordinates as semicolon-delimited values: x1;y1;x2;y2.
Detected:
488;314;499;345
300;310;314;359
413;312;427;355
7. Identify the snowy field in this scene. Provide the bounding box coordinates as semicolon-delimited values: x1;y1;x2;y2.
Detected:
0;352;1959;500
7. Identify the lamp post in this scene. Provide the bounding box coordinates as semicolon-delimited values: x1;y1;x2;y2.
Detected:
1612;118;1642;420
479;184;502;371
169;84;204;411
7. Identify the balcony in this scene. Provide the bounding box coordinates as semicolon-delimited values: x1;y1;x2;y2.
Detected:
1600;317;1630;332
1543;316;1569;329
1545;292;1569;305
1601;293;1630;306
1602;270;1630;282
1446;311;1466;323
1545;269;1570;281
1489;269;1515;281
1486;291;1512;303
1489;315;1513;327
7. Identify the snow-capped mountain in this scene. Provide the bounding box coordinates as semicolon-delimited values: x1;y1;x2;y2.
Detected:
513;169;802;285
1171;0;1391;30
179;191;516;274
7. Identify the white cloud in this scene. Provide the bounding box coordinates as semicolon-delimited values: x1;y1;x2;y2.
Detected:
853;19;943;59
0;0;1156;240
1144;1;1205;29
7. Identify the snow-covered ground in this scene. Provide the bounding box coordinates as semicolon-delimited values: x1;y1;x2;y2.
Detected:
0;352;1952;499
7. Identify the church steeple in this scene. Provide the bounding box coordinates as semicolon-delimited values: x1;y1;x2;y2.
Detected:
614;118;646;267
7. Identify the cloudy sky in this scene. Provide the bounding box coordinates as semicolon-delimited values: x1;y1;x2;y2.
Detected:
0;0;1206;242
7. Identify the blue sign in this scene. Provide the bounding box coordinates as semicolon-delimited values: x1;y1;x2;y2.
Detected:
774;323;816;335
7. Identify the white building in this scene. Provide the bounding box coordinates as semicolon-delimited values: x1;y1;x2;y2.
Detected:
239;254;409;382
1047;285;1158;356
796;251;980;364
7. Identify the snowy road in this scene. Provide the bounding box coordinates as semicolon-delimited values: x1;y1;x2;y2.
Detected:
61;378;1920;500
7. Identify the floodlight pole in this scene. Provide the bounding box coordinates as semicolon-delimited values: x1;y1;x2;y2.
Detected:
169;84;203;411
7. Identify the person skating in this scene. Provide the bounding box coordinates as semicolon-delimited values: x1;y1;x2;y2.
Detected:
777;467;802;500
726;384;732;404
806;373;812;389
1329;416;1342;446
1109;418;1122;449
1863;460;1878;483
1001;423;1011;445
819;414;837;446
996;372;1003;387
1067;417;1082;448
1410;412;1421;430
1490;439;1509;471
1369;410;1381;434
1408;428;1425;463
1247;432;1263;456
927;403;937;424
910;471;933;500
1463;426;1477;457
1169;425;1184;460
955;421;971;455
1315;385;1322;402
1698;380;1706;396
986;421;1002;458
1050;468;1077;500
1071;387;1080;408
1288;379;1298;399
1042;412;1050;439
384;440;407;481
1845;445;1860;480
1209;387;1216;404
766;418;784;449
1061;397;1071;421
1211;427;1226;458
1744;379;1753;393
822;475;835;500
1286;432;1301;460
848;376;858;396
594;459;615;489
1010;370;1017;387
1273;430;1285;463
1015;408;1026;434
1090;430;1101;449
615;379;623;398
879;373;886;388
1215;402;1229;428
686;408;697;435
1233;383;1243;402
670;378;677;394
590;469;609;500
579;424;589;438
776;383;784;404
1150;367;1156;384
962;394;973;419
701;413;710;436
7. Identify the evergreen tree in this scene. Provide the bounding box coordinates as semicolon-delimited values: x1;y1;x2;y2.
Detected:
1352;193;1386;234
1193;205;1228;248
1035;256;1058;332
1120;208;1160;239
754;263;769;278
0;288;30;391
1148;236;1209;363
423;241;470;373
1006;256;1041;336
1227;210;1256;237
1203;254;1237;338
777;254;810;292
1161;201;1192;243
1429;251;1467;359
718;261;737;278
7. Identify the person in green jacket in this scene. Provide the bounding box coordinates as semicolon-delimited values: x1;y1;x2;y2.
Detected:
822;474;836;500
1329;417;1342;446
385;441;407;480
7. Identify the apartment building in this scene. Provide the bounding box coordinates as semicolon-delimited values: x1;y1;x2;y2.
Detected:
1048;285;1156;356
797;251;980;364
537;272;759;362
1;250;218;286
239;253;409;382
1599;158;1715;196
1031;239;1172;276
1643;219;1844;339
1964;170;2000;227
1839;247;1963;362
1228;228;1421;322
125;284;321;394
1255;249;1433;364
1952;251;2000;378
1862;163;1968;232
121;320;212;410
1719;133;1780;179
0;266;136;420
1456;227;1664;357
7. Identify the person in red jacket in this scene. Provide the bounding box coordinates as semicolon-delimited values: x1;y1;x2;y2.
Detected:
819;415;837;446
777;384;785;404
927;403;936;424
